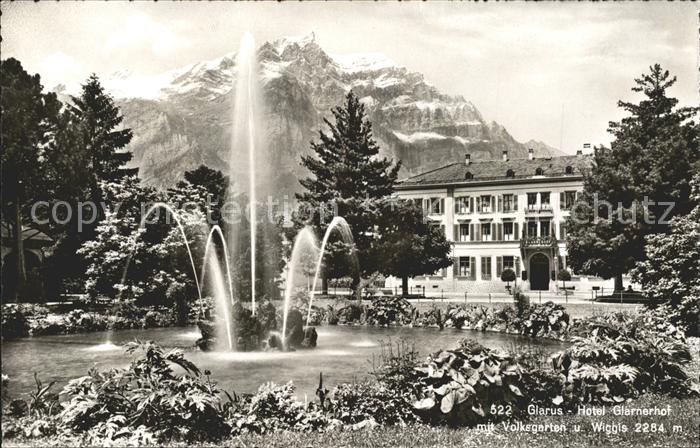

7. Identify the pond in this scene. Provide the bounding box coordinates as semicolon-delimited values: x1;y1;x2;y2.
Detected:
2;326;566;399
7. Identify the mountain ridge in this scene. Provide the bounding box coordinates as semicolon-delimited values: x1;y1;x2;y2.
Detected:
58;33;565;190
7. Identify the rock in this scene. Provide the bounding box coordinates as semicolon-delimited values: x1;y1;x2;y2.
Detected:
301;327;318;348
283;309;305;349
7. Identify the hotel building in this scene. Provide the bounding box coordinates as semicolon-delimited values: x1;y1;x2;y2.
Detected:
386;148;600;294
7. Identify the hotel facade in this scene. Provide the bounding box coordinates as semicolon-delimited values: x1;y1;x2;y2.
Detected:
385;148;606;294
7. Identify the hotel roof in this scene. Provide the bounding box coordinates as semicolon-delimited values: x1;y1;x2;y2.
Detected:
396;154;591;190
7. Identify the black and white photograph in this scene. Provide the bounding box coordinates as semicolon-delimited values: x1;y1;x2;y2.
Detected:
1;2;698;447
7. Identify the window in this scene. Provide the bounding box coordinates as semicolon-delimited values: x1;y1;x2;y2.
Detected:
502;194;516;212
458;257;471;277
458;224;470;242
496;255;520;278
561;191;577;210
455;196;471;214
565;165;573;175
506;169;515;178
426;197;443;215
465;172;473;180
540;192;551;209
503;256;515;271
527;220;538;237
479;195;493;213
481;223;492;241
527;192;538;210
503;222;514;241
481;256;492;280
535;167;544;176
540;219;551;237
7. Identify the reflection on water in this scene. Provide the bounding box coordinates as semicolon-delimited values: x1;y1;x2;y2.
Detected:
2;325;565;398
83;342;120;352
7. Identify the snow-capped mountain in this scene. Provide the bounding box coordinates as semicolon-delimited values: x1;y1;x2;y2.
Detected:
74;33;563;189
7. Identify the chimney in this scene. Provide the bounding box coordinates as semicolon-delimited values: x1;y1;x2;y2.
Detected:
465;153;471;166
528;148;534;160
502;150;508;162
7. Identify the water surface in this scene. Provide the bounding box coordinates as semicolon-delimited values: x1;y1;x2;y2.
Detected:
2;326;565;398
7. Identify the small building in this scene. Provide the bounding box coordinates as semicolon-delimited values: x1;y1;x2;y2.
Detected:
386;148;611;293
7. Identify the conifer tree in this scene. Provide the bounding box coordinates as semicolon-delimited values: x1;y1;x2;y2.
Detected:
296;92;401;292
70;74;135;203
566;65;699;290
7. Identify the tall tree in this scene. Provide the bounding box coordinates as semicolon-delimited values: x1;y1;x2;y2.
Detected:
70;74;135;204
295;92;401;294
375;200;452;296
46;74;136;294
0;58;61;300
566;64;699;290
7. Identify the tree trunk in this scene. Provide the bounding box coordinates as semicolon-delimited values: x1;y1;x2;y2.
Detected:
321;276;329;295
13;193;26;302
614;273;623;292
402;276;409;297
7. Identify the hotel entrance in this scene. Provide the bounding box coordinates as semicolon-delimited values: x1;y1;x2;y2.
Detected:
529;253;550;291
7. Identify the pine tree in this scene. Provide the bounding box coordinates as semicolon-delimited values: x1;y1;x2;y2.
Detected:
566;65;699;290
70;74;135;201
296;92;401;292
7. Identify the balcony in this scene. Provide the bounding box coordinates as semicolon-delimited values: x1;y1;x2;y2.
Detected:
520;235;556;248
525;204;553;214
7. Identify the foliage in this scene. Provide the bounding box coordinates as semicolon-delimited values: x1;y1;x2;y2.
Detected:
1;303;31;339
0;58;62;300
78;176;205;305
567;64;699;289
229;382;328;435
521;301;569;338
411;340;530;426
295;91;401;290
59;341;230;442
178;165;228;224
632;174;700;335
375;200;453;296
365;296;415;326
500;268;516;284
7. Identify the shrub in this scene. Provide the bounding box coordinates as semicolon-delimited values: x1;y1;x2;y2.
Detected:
229;382;328;434
411;340;531;426
59;341;230;442
521;301;569;337
1;304;30;339
501;268;516;287
365;296;415;326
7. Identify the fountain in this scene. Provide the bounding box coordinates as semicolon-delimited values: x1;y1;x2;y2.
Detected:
109;34;350;354
306;217;356;327
281;227;319;347
230;32;266;317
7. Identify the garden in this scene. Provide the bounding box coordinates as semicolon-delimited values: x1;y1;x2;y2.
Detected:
2;291;699;447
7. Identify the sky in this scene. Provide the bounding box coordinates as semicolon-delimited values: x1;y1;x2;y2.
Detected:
3;2;698;153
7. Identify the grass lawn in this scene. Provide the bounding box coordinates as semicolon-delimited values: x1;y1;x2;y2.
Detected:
227;395;699;447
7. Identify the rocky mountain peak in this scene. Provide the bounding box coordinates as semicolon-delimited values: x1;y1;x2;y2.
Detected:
87;34;563;189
